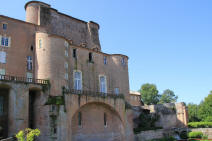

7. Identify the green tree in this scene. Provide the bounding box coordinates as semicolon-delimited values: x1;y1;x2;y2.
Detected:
140;83;159;105
159;89;178;104
187;103;200;122
198;91;212;121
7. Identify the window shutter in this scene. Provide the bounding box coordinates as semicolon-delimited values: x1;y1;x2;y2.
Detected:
8;37;11;47
0;51;6;63
0;35;2;46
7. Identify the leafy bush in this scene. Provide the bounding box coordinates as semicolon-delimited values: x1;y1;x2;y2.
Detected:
180;131;188;139
188;131;203;139
188;122;212;128
16;128;40;141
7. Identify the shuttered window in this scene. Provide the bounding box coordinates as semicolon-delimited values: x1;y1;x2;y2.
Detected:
0;51;6;63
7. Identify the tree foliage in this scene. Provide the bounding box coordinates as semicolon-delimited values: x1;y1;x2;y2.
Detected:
139;83;178;105
198;91;212;122
187;91;212;122
159;89;178;104
187;103;200;122
140;83;159;105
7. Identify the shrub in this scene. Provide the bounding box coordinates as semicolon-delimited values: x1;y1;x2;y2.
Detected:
188;131;203;139
188;122;212;128
16;128;40;141
180;131;188;139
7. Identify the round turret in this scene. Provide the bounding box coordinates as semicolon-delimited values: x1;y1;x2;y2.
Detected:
25;1;50;25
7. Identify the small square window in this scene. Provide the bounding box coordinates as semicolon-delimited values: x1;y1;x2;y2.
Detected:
73;49;77;58
2;24;7;30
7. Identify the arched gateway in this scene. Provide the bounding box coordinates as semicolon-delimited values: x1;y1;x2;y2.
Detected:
71;102;124;141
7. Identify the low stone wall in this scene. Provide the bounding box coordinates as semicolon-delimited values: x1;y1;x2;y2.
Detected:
190;128;212;139
134;129;166;141
0;137;15;141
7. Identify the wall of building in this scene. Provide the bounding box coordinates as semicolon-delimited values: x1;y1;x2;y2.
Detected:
0;16;36;77
25;1;101;51
0;81;49;140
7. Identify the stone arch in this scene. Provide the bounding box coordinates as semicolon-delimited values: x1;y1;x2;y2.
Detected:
71;102;125;141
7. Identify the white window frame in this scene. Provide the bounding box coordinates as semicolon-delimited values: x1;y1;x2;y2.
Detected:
64;41;69;48
38;39;42;49
26;72;33;82
27;56;33;70
65;73;69;80
114;88;119;95
65;50;68;57
73;70;82;90
0;51;6;64
64;62;68;69
99;75;107;93
0;35;11;47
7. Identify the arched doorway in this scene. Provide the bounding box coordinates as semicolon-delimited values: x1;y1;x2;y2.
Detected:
71;102;124;141
0;84;10;139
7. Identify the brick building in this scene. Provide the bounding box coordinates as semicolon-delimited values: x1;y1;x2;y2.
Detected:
0;1;188;141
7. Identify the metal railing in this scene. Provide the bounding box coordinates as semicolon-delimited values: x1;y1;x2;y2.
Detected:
0;75;49;85
64;88;125;99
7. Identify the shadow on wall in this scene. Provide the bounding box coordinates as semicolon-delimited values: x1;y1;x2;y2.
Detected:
71;102;125;141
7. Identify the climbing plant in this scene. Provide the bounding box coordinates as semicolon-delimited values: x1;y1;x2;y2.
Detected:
16;128;40;141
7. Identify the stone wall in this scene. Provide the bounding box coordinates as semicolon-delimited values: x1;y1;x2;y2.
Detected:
134;129;168;141
141;102;188;129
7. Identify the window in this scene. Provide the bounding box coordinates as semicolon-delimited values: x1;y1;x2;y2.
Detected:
27;56;33;70
50;115;57;135
27;72;33;82
104;56;107;65
74;71;82;90
0;69;5;80
73;49;77;58
104;113;107;127
99;75;107;93
31;45;34;51
64;41;69;48
64;62;68;69
89;52;93;62
78;112;82;126
65;73;68;80
2;24;7;30
121;57;125;66
0;96;3;116
39;39;42;48
65;50;68;57
114;88;119;95
0;36;10;47
0;51;6;63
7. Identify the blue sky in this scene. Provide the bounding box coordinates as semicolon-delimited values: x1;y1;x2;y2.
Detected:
1;0;212;104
